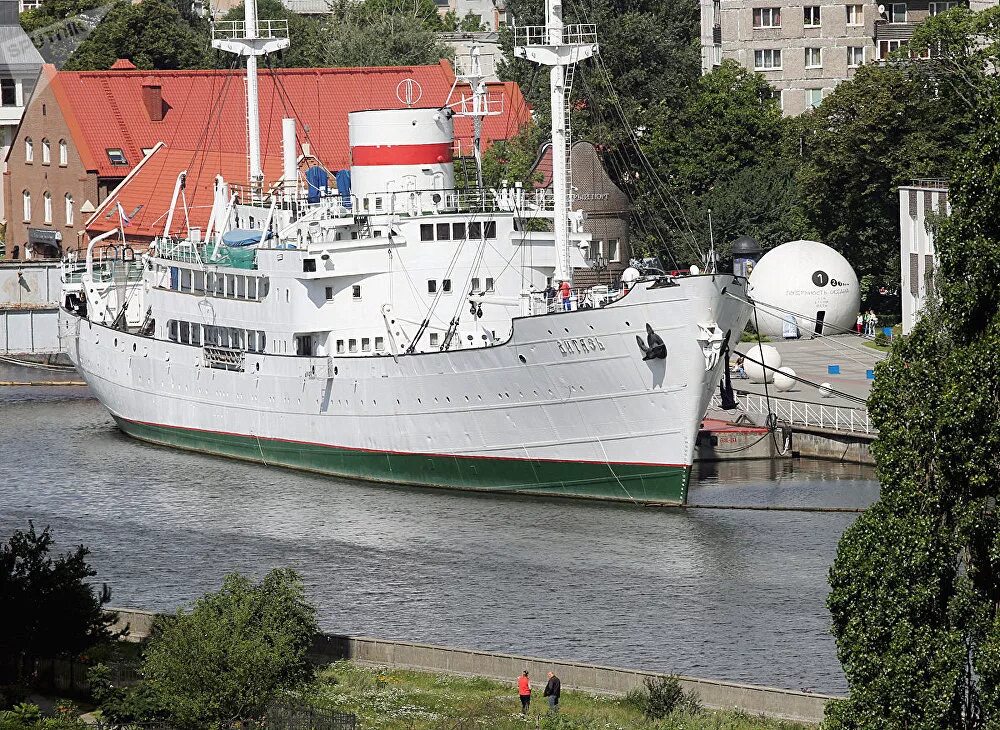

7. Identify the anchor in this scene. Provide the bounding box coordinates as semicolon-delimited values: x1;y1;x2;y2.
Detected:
636;323;667;361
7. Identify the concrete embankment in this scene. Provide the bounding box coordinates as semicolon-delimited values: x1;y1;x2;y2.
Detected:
791;426;874;465
109;608;839;724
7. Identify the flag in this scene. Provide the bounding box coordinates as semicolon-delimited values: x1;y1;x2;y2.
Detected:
117;201;132;228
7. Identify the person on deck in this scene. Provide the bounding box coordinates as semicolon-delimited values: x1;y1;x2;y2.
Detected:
559;280;572;311
543;671;561;712
518;670;531;714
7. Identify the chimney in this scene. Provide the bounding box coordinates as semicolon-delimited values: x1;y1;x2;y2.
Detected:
141;83;163;122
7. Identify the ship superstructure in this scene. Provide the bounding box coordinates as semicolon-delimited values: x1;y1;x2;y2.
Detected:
59;0;750;504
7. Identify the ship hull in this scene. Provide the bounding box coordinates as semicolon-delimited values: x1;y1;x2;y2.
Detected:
64;275;749;505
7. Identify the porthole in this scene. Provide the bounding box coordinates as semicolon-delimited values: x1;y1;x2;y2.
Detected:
625;321;631;327
132;343;136;352
114;338;118;347
518;354;526;363
564;327;569;333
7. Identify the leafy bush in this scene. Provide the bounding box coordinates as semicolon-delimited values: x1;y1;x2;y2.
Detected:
873;329;890;347
0;703;86;730
622;676;701;720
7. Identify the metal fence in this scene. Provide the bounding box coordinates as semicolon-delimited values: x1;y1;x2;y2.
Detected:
714;391;876;435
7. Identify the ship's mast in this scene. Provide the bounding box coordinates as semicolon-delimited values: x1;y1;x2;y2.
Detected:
212;0;289;197
514;1;598;285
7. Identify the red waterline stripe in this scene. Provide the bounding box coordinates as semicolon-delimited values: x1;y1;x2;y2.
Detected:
120;416;689;470
351;143;453;166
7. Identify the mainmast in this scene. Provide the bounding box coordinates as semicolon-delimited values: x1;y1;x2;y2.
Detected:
514;1;598;285
212;0;289;197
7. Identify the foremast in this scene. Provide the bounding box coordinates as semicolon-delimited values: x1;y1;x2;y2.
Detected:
514;2;598;285
211;0;289;197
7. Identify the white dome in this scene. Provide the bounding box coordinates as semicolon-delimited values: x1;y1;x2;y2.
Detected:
747;240;860;338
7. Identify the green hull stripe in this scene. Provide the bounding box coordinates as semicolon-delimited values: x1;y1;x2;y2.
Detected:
113;417;690;504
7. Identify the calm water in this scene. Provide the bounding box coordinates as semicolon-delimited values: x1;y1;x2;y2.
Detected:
0;378;878;694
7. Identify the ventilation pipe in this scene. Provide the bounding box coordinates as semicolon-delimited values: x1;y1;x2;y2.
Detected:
282;118;296;200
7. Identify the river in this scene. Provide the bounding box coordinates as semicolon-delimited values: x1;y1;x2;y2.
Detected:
0;379;878;694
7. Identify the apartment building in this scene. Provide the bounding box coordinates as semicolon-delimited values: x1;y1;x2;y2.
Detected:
701;0;991;115
899;179;948;334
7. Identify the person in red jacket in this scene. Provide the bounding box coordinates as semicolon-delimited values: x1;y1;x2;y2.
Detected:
517;670;531;714
559;280;572;310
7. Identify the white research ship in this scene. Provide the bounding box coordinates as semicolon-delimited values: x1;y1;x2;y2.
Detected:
59;0;750;504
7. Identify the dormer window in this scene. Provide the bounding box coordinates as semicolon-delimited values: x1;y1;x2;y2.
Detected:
107;148;127;165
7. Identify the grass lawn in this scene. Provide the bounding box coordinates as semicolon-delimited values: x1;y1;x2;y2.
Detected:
861;340;890;352
307;661;814;729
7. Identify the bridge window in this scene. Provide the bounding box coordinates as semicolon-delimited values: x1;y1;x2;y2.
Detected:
442;279;452;293
375;336;385;351
427;279;437;294
349;338;358;353
436;223;450;240
472;277;480;292
453;222;466;239
486;277;494;292
362;337;371;352
430;333;439;347
352;285;361;299
325;286;333;300
484;221;497;239
469;221;481;239
336;339;345;354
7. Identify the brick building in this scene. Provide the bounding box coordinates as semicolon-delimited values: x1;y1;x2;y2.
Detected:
531;140;632;287
4;60;530;258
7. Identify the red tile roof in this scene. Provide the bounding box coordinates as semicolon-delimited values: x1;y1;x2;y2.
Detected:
109;58;137;70
51;60;531;179
86;145;284;240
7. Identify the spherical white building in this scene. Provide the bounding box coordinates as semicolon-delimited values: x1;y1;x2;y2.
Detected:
747;240;860;338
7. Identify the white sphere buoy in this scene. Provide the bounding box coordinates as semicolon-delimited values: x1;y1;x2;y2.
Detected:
818;382;833;398
774;366;797;392
689;264;700;276
743;344;781;383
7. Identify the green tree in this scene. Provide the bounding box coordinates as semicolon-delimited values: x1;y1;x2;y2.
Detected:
19;0;103;34
316;0;452;67
0;523;115;685
826;97;1000;727
134;569;317;730
63;0;211;70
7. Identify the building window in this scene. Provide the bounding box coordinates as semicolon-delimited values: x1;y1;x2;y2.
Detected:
712;44;722;65
58;139;67;166
106;148;127;165
803;6;820;26
846;4;863;25
0;79;15;106
891;2;907;22
929;1;960;13
65;194;73;226
24;137;32;163
352;285;361;299
43;191;52;224
847;46;865;67
878;39;904;58
22;190;30;221
428;279;437;294
754;49;782;70
41;138;50;165
608;238;621;263
809;89;824;108
805;47;822;68
752;7;781;27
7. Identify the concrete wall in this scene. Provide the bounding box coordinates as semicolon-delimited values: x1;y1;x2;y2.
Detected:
0;262;61;353
793;426;874;465
109;608;839;725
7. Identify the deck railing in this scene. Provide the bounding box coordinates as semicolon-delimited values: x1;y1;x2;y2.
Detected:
713;391;876;435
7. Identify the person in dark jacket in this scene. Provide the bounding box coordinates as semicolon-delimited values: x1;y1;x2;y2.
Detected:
543;671;561;712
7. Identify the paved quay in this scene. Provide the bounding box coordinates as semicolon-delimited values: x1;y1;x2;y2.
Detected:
732;334;887;408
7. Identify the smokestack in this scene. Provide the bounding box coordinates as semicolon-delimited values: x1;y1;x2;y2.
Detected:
282;118;296;197
141;83;163;122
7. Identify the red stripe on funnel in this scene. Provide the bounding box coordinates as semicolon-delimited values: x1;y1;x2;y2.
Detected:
352;143;453;166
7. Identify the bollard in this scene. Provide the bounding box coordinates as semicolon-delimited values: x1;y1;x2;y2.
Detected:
827;365;840;375
882;327;892;339
866;369;875;380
